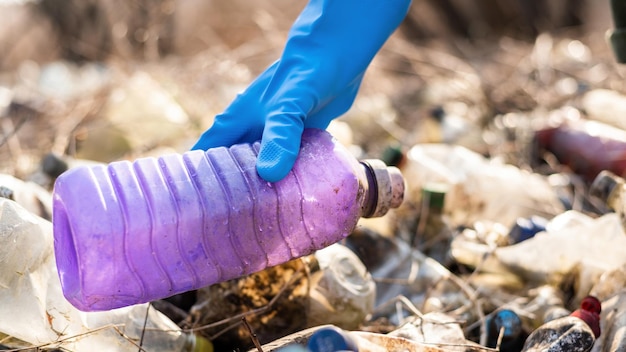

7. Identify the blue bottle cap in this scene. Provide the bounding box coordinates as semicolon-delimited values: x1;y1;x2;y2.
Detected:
508;216;547;244
307;326;359;352
492;309;523;339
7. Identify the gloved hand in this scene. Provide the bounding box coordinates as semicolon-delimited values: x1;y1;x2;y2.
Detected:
192;0;411;182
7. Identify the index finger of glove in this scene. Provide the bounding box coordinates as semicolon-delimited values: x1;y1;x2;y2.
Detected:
256;111;306;182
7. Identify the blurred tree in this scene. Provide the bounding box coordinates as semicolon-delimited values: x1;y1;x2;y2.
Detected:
16;0;596;66
35;0;176;62
35;0;112;62
401;0;585;42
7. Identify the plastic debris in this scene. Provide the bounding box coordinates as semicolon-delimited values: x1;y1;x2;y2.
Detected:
521;296;601;352
185;242;375;351
486;309;526;351
451;211;626;301
534;116;626;182
345;227;479;327
0;198;206;352
76;71;191;162
0;173;52;219
52;129;403;311
400;143;565;230
306;326;359;352
581;89;626;132
307;244;377;330
2;2;626;351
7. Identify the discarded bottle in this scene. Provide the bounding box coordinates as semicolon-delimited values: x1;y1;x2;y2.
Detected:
486;309;526;352
521;296;601;352
412;182;454;265
590;170;626;229
534;117;626;182
52;128;405;311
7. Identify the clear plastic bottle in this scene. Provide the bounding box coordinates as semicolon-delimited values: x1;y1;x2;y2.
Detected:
52;129;405;311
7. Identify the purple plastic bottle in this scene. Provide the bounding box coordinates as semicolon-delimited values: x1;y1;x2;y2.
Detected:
53;129;405;311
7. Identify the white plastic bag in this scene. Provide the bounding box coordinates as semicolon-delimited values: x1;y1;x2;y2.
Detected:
402;143;565;229
0;198;195;351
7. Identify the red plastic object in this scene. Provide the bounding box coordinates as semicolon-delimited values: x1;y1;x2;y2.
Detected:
570;296;602;338
534;119;626;182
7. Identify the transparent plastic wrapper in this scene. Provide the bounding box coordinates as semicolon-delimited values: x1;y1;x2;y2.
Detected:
184;243;374;350
81;71;190;161
0;173;52;219
345;227;479;326
388;312;473;352
401;143;564;229
308;243;376;329
53;128;405;311
0;198;200;352
581;88;626;132
590;264;626;352
521;285;571;331
591;292;626;352
451;211;626;300
260;324;447;352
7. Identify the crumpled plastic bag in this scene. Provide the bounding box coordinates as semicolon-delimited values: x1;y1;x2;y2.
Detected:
402;143;565;229
0;198;193;351
452;211;626;302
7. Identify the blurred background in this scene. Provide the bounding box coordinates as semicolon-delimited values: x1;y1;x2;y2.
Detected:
2;1;626;350
0;0;618;185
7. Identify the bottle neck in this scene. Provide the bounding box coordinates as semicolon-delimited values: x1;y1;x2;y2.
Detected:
359;160;405;218
360;161;378;218
421;183;447;214
570;296;602;338
590;170;626;213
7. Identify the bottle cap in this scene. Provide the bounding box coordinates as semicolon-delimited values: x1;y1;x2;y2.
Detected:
589;170;622;207
307;326;358;352
491;309;523;339
422;182;448;210
508;216;548;244
360;159;405;218
570;296;602;338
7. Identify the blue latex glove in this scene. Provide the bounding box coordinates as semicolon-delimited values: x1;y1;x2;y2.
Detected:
192;0;411;182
